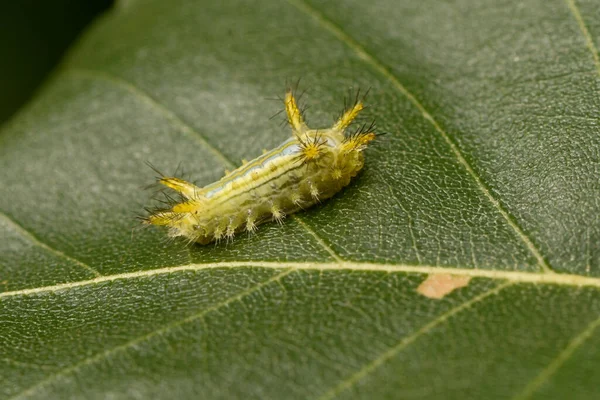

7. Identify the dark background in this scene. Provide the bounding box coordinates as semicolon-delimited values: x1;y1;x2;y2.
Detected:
0;0;113;126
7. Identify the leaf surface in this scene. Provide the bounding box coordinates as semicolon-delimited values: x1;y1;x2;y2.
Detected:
1;0;600;399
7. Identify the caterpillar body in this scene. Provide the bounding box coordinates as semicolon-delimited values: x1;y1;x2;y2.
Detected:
144;89;376;244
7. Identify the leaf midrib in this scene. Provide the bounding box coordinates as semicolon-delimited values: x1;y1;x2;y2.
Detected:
3;261;600;300
9;266;600;400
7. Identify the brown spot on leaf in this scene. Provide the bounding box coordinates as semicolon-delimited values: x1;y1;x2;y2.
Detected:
417;274;472;299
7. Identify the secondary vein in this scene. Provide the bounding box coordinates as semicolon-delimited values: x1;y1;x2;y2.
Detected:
287;0;554;274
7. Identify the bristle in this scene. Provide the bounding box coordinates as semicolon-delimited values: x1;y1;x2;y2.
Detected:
145;212;179;226
145;161;166;178
291;192;303;207
271;203;285;224
159;177;202;199
225;219;236;240
246;216;257;232
331;168;343;180
308;182;320;201
172;201;200;213
213;224;224;241
284;89;307;132
295;132;325;164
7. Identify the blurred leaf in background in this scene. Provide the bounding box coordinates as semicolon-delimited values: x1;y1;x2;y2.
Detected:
0;0;112;125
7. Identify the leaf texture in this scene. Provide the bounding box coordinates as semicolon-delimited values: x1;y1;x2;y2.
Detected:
1;0;599;399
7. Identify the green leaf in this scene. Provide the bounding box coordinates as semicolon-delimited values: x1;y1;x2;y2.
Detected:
1;0;599;398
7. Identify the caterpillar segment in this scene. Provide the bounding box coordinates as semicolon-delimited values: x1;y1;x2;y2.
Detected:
144;88;376;244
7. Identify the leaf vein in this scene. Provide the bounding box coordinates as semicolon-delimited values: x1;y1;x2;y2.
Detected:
64;68;343;264
7;269;295;400
2;262;600;299
565;0;600;77
287;0;553;274
293;217;343;262
318;282;513;400
511;314;600;400
0;211;101;277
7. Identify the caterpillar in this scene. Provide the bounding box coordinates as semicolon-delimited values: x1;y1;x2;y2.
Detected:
143;88;377;244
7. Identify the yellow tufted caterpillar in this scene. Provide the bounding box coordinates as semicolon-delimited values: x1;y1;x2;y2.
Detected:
143;88;377;244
